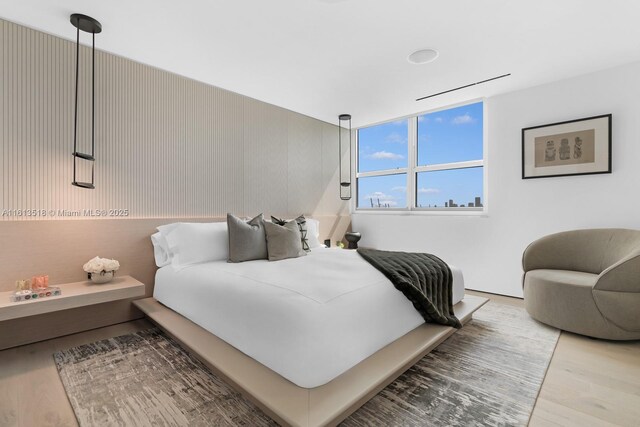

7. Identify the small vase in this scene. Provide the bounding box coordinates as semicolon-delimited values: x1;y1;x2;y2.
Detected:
88;270;114;284
344;232;362;249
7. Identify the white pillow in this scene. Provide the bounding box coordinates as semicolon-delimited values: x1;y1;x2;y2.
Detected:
164;222;229;269
151;232;172;267
150;223;183;267
306;218;322;249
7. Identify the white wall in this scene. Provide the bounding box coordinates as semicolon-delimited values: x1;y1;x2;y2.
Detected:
352;61;640;297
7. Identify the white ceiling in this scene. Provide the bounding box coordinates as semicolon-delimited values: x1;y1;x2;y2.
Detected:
2;0;640;127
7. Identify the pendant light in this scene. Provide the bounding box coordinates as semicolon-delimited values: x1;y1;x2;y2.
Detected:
70;13;102;189
339;114;352;200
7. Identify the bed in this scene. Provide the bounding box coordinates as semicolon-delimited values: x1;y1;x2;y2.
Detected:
134;218;487;426
153;247;465;388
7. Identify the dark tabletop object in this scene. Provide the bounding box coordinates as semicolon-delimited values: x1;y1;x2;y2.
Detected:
344;232;362;249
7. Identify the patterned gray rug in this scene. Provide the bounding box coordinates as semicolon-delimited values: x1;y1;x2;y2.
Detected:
54;301;559;426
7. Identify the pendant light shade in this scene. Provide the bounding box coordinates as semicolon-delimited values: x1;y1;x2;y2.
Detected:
338;114;352;201
70;13;102;189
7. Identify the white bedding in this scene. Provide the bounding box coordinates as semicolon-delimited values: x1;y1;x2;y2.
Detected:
153;247;464;388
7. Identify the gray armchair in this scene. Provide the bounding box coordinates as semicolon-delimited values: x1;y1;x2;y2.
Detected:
522;229;640;340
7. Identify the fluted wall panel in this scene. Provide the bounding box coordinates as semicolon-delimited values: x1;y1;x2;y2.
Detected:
287;113;323;215
0;18;347;221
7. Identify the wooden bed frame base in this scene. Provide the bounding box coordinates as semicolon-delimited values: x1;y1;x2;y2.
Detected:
134;295;488;427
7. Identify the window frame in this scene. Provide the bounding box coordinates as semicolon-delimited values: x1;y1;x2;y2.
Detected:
354;99;487;215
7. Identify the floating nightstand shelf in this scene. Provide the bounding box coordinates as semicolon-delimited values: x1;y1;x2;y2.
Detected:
0;275;144;322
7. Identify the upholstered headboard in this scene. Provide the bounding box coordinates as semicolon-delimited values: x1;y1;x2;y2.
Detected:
0;215;351;294
0;215;350;349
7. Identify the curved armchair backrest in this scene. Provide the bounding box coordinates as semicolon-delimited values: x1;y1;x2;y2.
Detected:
523;229;640;275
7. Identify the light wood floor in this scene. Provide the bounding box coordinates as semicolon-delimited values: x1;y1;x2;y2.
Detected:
0;319;153;427
0;293;638;427
466;290;640;427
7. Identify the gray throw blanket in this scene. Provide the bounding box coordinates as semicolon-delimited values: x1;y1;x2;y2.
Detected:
358;248;461;328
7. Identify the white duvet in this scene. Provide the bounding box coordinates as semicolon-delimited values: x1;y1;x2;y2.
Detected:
153;247;464;388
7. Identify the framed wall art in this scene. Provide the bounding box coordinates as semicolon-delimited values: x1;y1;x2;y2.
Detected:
522;114;611;179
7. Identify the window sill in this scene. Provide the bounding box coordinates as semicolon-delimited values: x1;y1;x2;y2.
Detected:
352;209;488;217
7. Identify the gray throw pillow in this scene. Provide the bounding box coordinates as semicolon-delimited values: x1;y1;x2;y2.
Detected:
227;213;268;263
264;220;307;261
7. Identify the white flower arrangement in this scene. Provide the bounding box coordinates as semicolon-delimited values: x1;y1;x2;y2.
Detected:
83;256;120;274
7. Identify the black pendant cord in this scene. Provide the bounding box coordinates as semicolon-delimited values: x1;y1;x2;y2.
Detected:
91;32;95;184
72;26;79;184
347;117;352;188
339;117;342;189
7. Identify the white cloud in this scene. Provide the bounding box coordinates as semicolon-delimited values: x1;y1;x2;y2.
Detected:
391;186;407;192
385;132;406;144
451;114;474;125
365;191;396;200
391;120;406;126
367;151;405;160
418;187;440;194
417;116;425;123
434;117;444;123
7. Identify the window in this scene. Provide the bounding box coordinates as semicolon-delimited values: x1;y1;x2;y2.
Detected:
356;101;484;211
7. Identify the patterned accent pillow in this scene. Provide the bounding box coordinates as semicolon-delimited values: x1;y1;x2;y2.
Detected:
271;215;310;252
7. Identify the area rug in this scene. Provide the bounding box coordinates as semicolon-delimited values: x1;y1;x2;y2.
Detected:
342;301;560;426
54;301;559;426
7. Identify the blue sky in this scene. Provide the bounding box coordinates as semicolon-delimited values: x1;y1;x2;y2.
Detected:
357;102;483;208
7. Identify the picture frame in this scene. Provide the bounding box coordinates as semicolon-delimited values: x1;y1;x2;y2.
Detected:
522;114;612;179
